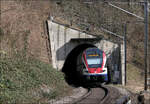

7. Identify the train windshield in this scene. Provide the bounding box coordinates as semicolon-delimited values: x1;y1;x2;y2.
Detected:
87;58;103;68
85;48;103;68
87;58;102;65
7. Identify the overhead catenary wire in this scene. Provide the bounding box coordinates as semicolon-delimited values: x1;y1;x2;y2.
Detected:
107;2;144;20
100;27;124;39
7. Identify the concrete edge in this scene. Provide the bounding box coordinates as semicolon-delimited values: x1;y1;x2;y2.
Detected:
48;87;90;104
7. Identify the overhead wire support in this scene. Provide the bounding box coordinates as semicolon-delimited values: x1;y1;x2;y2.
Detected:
144;0;149;91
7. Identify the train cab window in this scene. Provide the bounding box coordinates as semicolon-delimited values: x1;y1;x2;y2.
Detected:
87;58;103;68
84;48;103;68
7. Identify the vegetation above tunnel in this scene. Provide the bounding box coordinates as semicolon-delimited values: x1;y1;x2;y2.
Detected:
52;0;150;72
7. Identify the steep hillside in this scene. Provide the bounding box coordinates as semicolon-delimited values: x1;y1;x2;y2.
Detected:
0;0;52;63
0;1;73;103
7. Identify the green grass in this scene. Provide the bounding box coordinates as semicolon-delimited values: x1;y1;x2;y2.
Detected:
0;54;70;104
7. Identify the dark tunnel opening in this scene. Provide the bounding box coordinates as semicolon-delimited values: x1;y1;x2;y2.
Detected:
62;44;96;87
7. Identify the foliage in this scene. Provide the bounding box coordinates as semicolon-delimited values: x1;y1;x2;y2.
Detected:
0;55;68;103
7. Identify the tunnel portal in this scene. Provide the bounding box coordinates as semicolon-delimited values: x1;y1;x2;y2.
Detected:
47;20;126;85
62;44;95;86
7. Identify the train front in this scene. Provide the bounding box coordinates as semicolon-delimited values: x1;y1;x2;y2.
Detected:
82;48;108;82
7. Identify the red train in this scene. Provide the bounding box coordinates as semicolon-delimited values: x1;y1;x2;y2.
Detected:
77;47;108;82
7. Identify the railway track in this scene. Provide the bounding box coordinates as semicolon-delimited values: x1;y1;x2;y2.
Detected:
73;85;123;104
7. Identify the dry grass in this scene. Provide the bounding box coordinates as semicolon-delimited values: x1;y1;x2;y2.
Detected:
125;63;144;93
0;0;52;63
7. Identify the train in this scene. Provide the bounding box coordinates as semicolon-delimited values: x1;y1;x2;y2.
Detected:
77;47;108;82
